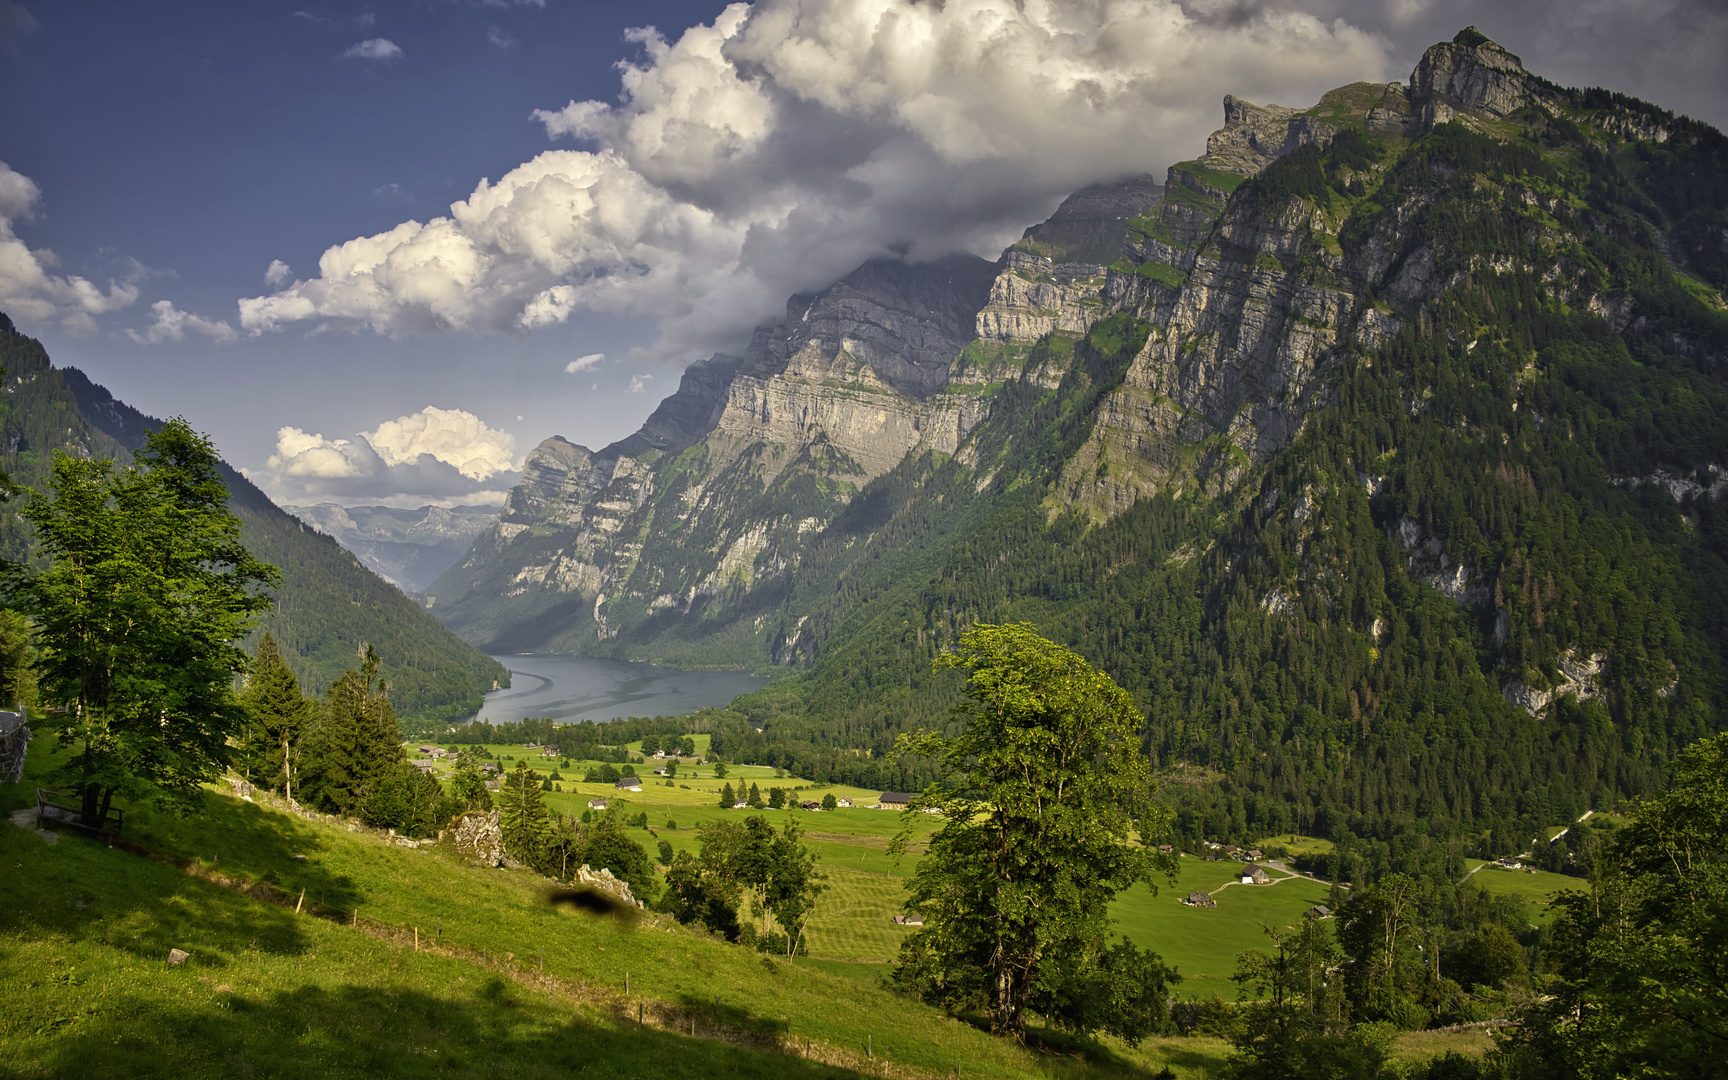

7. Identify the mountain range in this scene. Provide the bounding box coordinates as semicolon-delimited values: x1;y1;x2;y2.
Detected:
421;28;1728;858
0;317;508;726
284;502;496;595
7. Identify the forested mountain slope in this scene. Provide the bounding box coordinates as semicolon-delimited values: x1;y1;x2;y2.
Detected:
445;30;1728;871
0;318;507;723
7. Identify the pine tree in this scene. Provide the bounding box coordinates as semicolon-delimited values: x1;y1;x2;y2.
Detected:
238;632;312;804
302;645;401;816
718;781;735;808
498;759;550;868
747;782;764;808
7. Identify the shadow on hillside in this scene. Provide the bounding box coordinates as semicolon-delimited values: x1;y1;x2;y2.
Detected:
24;978;877;1080
942;1011;1198;1079
125;789;365;915
0;823;318;970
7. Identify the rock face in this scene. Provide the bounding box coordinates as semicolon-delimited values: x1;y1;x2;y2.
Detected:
450;808;504;867
433;29;1617;669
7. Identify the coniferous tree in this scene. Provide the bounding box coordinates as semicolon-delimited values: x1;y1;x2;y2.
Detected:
449;749;493;811
497;759;550;868
718;781;735;808
301;645;401;816
238;632;312;804
0;609;37;711
747;782;763;808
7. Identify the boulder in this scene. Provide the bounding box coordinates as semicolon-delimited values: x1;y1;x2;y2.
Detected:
574;864;640;908
166;948;190;966
451;808;505;867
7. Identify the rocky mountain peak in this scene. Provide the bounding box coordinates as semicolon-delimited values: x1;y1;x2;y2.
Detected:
1205;95;1336;174
1409;26;1561;129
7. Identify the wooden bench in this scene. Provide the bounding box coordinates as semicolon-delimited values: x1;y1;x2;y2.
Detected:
36;788;124;839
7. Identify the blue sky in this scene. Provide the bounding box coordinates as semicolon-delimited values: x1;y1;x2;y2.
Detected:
2;0;1723;508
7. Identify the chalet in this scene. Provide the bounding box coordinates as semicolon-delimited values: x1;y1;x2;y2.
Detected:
892;914;924;926
837;798;853;808
1183;892;1216;908
653;766;669;776
1241;866;1272;885
541;748;560;759
878;792;915;808
732;800;748;809
1246;849;1264;861
652;750;667;759
1496;856;1524;870
1156;844;1174;854
1223;844;1241;855
588;798;609;810
801;801;821;811
411;759;436;772
417;746;439;755
1306;904;1332;919
615;776;643;792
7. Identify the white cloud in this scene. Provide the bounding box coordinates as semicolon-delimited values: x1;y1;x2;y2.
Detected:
340;37;403;61
265;259;293;287
242;1;1391;359
565;351;603;373
486;24;517;49
0;160;139;333
125;299;239;345
256;406;520;506
627;373;653;393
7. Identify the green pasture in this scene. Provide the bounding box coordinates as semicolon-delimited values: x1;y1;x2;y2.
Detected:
1112;858;1332;1000
1461;861;1586;918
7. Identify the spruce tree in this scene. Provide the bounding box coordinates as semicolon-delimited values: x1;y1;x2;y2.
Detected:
302;645;401;816
747;782;764;808
498;759;550;868
238;632;312;804
718;781;735;808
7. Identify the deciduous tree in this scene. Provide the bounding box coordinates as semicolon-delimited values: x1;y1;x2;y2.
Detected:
890;623;1176;1042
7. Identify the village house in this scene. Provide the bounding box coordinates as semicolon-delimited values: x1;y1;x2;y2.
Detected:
411;759;436;772
836;797;853;808
541;748;560;759
877;792;915;809
615;776;643;792
587;798;609;810
1183;892;1216;908
732;799;748;809
1246;849;1264;861
1307;904;1332;919
1241;865;1272;885
801;801;822;811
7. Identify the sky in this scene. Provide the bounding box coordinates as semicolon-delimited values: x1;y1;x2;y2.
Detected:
2;0;1725;509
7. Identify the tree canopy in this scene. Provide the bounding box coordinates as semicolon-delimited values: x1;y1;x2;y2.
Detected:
11;418;277;822
891;623;1177;1042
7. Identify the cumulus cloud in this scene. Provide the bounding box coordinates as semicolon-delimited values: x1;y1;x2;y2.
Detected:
256;405;520;507
565;352;603;373
265;259;293;287
340;37;403;61
0;160;139;333
238;0;1392;358
125;299;239;345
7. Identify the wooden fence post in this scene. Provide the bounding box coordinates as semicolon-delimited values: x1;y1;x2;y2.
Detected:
295;888;304;914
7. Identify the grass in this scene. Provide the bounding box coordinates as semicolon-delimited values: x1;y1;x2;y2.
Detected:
1;743;1228;1080
1111;858;1332;1000
1461;861;1587;917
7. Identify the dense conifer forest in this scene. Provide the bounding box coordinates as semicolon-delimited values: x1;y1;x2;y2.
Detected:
689;96;1728;879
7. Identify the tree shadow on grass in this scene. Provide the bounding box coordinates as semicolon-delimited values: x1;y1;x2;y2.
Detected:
1;823;317;970
13;977;878;1080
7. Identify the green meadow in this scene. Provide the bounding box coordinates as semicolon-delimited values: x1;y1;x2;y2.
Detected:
3;739;1499;1077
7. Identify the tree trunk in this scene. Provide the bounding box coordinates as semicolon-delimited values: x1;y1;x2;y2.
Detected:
283;737;294;805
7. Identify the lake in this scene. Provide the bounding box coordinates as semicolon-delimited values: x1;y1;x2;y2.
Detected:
467;654;767;725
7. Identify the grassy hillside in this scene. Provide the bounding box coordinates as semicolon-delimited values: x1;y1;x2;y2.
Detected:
0;321;506;723
3;738;1498;1077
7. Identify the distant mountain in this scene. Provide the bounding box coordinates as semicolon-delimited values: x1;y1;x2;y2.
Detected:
284;503;496;595
0;324;508;725
431;28;1728;857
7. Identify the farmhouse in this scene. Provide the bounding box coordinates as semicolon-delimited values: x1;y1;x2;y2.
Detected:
732;800;749;809
588;798;609;810
801;801;821;811
615;776;643;792
877;792;915;808
1246;849;1264;860
411;759;436;772
1183;892;1216;908
836;797;853;808
1241;866;1272;885
1307;904;1332;918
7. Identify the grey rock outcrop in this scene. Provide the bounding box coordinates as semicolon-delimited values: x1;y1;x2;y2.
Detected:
450;808;505;867
1408;27;1567;130
574;864;640;908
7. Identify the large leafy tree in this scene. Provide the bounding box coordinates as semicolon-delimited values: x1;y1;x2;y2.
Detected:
891;623;1177;1042
12;419;276;823
1502;730;1728;1080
